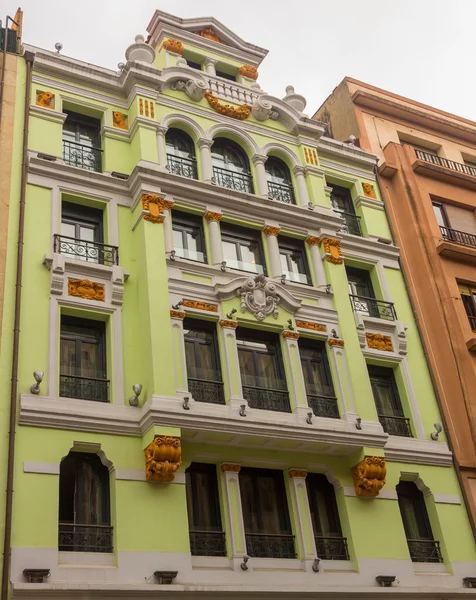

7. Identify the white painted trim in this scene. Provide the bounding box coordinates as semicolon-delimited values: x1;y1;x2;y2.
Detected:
115;470;185;484
433;494;461;505
23;462;59;475
344;487;398;500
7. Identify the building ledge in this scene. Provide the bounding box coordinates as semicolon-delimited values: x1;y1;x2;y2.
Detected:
466;337;476;353
412;158;476;190
436;240;476;264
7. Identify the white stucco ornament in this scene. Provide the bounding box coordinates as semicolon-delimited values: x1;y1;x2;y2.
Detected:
125;34;155;64
238;274;280;321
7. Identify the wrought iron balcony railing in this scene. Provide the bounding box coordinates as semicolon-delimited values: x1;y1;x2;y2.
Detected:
414;149;476;177
63;140;102;172
440;226;476;248
378;414;412;437
336;211;363;237
245;533;296;559
58;523;113;553
349;295;397;321
315;536;349;561
166;154;198;179
188;378;225;404
307;395;340;419
189;531;227;557
242;384;291;413
407;539;443;563
54;234;119;266
60;374;109;402
467;314;476;332
267;181;295;204
212;166;254;194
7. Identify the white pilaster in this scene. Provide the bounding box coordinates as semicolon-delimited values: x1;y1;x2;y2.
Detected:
252;154;269;197
263;225;282;278
198;138;214;182
293;165;310;207
281;332;308;413
219;320;243;402
204;57;218;76
221;463;247;559
288;469;317;563
161;200;175;254
306;237;327;287
170;311;188;395
328;341;357;421
157;125;168;168
205;212;223;264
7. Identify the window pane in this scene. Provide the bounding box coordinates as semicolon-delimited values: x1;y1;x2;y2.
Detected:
223;240;239;262
255;353;279;387
240;241;262;272
79;225;95;243
186;466;221;531
238;349;256;382
173;228;184;250
60;339;76;375
62;222;76;238
432;204;446;228
81;341;101;378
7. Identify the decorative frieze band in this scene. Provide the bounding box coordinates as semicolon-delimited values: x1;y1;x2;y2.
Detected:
68;278;105;301
296;320;326;332
366;333;393;352
183;299;218;312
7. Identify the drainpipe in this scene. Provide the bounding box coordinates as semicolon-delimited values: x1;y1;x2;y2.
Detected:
1;49;34;600
374;164;476;543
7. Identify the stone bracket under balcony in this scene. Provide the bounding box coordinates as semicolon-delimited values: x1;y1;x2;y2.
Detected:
436;239;476;264
43;253;129;305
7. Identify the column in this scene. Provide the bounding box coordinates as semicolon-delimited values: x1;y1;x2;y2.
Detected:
205;212;223;264
263;226;282;278
327;339;358;422
157;125;168;168
221;463;247;559
198;138;214;182
219;320;243;403
293;165;310;207
287;469;317;565
306;236;327;287
281;331;308;415
204;57;218;76
170;310;188;396
251;154;269;197
159;199;175;254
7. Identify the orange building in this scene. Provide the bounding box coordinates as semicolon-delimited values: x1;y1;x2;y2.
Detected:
315;77;476;529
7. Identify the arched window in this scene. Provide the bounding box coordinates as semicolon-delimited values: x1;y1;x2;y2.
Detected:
166;128;197;179
211;138;253;193
58;451;112;553
265;156;295;204
396;480;442;563
306;473;349;560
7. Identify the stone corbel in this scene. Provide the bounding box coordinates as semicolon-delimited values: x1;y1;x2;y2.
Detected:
396;321;408;355
352;456;386;497
144;435;182;482
111;266;125;305
46;253;65;295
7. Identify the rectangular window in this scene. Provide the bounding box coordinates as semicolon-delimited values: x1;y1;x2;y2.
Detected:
236;329;290;412
279;237;310;285
172;212;206;262
184;318;224;404
299;339;339;418
368;365;412;437
186;463;226;557
62;110;102;172
221;224;266;275
432;202;448;229
306;473;349;560
186;60;202;71
216;70;236;82
347;267;396;320
239;467;295;559
459;283;476;331
330;184;362;236
60;315;109;402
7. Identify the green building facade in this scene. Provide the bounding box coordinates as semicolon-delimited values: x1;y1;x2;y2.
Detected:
2;9;476;599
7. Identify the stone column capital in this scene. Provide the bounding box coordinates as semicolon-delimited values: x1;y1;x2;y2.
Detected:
198;137;214;149
251;153;269;166
156;124;169;136
220;319;238;329
306;236;321;247
288;468;308;479
221;462;241;473
205;211;223;222
282;330;300;340
293;164;306;176
204;56;219;66
263;225;280;237
170;310;185;320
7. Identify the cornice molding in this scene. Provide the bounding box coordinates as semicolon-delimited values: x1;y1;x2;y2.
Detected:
29;104;68;124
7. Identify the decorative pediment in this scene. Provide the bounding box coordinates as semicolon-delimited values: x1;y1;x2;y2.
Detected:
216;274;301;320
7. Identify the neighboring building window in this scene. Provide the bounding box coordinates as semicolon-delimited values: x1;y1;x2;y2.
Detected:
216;69;236;81
347;267;396;320
330;184;362;236
239;467;295;559
368;365;412;437
186;463;226;557
166;128;198;179
306;473;349;560
266;156;295;204
211;138;253;193
299;339;339;419
432;202;448;229
60;316;109;402
184;318;224;404
459;283;476;331
221;224;265;274
172;212;206;262
279;237;310;284
236;328;290;412
396;480;442;563
62;110;102;172
463;157;476;176
58;451;112;553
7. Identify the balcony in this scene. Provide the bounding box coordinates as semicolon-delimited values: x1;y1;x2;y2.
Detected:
63;140;102;172
307;394;340;419
337;211;363;237
407;539;443;563
58;523;113;553
267;181;295;204
378;414;412;437
245;533;296;559
349;295;397;321
412;149;476;190
188;377;225;404
241;375;291;412
166;154;198;179
60;374;109;402
189;531;227;557
54;234;119;266
208;77;259;105
437;226;476;264
315;536;349;561
213;166;253;194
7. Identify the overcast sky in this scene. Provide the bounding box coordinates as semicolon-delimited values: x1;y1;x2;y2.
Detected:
10;0;476;123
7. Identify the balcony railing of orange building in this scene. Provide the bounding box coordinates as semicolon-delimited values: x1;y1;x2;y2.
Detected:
440;226;476;249
414;149;476;178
